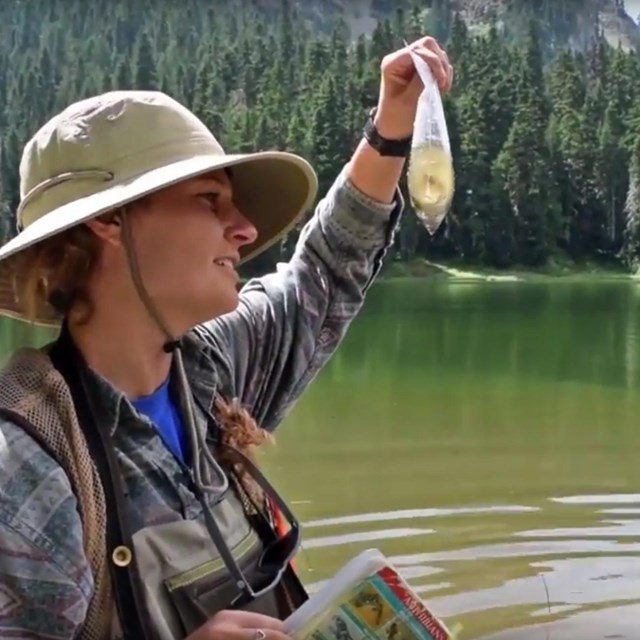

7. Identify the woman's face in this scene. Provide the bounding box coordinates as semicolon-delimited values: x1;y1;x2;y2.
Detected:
117;169;258;331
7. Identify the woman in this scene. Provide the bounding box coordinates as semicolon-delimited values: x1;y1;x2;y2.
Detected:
0;37;452;640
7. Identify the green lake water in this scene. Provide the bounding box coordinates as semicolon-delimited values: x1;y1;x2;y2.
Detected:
264;279;640;639
3;279;640;638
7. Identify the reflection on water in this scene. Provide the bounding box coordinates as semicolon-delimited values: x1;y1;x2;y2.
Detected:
301;495;640;638
304;505;539;528
302;527;435;549
551;494;640;504
478;604;640;639
2;281;640;638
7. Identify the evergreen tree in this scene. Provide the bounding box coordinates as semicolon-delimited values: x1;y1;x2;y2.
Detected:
548;49;604;256
133;31;158;90
597;102;628;248
0;0;639;274
621;135;640;270
425;0;453;43
494;41;557;266
1;126;22;218
310;75;349;195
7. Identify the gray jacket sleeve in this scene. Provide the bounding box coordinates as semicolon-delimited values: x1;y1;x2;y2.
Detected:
0;419;92;639
196;166;403;430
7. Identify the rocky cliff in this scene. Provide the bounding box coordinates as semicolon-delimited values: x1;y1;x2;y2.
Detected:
452;0;640;50
335;0;640;51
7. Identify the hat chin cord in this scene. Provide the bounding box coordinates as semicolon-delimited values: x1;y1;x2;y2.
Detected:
119;211;229;495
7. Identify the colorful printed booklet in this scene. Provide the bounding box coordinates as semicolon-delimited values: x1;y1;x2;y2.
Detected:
284;549;455;640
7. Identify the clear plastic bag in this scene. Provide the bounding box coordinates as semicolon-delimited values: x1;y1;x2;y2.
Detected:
406;45;455;236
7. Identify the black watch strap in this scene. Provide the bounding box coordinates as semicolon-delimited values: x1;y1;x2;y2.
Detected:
363;107;412;157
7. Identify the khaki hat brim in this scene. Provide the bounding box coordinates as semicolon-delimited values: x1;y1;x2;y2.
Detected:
0;150;318;325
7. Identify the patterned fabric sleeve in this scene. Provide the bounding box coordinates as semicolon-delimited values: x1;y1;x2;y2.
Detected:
0;420;92;639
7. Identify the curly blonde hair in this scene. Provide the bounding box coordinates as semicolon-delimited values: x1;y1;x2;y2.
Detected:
13;221;273;503
13;223;101;325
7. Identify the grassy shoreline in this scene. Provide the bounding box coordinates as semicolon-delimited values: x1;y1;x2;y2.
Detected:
240;258;639;286
379;258;638;282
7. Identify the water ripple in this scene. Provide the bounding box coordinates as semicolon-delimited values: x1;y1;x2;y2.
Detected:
390;540;640;564
599;508;640;515
550;494;640;505
303;505;539;528
424;556;640;617
299;495;640;638
302;527;434;549
514;519;640;538
477;603;640;639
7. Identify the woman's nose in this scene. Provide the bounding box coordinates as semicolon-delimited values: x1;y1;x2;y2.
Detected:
228;208;258;247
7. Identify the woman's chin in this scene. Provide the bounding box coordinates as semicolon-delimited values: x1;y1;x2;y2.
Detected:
175;288;241;331
204;291;241;321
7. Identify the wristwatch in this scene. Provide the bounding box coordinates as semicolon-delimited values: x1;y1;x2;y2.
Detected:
363;106;412;157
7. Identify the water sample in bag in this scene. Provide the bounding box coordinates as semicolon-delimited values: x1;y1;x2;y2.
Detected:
406;46;455;235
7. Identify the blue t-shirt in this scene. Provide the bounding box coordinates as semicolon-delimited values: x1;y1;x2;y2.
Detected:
131;378;188;464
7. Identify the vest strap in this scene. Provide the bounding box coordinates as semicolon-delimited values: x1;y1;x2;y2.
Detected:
49;326;157;640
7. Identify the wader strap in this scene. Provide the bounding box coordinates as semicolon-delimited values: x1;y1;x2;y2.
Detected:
49;328;156;640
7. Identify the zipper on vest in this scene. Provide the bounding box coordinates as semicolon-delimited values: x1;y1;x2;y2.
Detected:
165;531;259;592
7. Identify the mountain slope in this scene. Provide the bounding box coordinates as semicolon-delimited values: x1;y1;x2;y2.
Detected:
334;0;640;51
453;0;640;50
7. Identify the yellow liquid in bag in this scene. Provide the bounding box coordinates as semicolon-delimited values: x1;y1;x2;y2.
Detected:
407;144;455;235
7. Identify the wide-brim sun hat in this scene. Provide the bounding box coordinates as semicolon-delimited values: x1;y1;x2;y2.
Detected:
0;90;318;326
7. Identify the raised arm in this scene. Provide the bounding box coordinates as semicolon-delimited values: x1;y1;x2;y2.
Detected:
195;163;402;430
195;37;453;430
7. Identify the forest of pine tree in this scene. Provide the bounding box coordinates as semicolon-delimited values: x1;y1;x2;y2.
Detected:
2;0;640;276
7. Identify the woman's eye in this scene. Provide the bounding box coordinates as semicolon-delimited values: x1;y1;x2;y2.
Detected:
200;193;219;211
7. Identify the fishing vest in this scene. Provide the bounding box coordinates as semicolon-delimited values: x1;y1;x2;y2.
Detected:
0;345;306;640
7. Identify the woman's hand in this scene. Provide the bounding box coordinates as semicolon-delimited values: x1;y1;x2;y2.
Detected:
374;36;454;140
186;610;292;640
